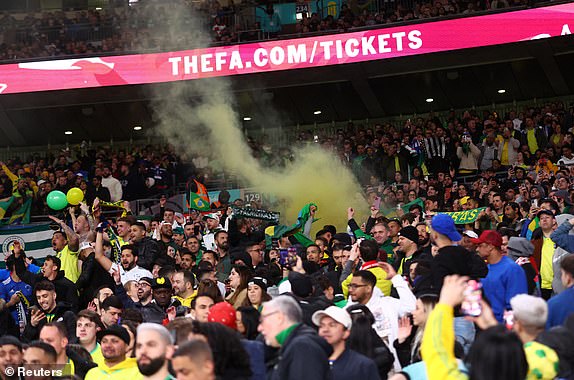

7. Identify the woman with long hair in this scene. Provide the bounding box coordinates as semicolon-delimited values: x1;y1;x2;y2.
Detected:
236;306;260;340
346;304;394;379
241;277;271;312
197;278;224;303
393;294;438;367
189;320;253;380
225;265;252;308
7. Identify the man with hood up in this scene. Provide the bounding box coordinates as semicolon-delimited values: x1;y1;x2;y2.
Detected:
506;237;538;295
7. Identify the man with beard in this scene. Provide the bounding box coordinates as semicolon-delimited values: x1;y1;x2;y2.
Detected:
416;222;432;256
179;250;195;271
94;230;153;285
172;271;195;308
113;275;165;325
130;222;159;271
0;336;23;380
202;213;223;251
49;216;80;283
23;281;74;342
135;323;175;380
214;231;231;282
85;325;141;380
157;223;175;261
14;255;79;312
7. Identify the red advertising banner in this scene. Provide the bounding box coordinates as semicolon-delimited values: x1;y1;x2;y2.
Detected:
0;3;572;94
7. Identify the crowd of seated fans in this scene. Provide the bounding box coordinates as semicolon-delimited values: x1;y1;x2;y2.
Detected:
1;99;572;220
0;0;538;62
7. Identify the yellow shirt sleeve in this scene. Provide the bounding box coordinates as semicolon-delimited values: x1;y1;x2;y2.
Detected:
421;303;468;380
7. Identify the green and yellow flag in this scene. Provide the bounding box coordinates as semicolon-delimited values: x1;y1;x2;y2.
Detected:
187;179;210;212
0;196;32;225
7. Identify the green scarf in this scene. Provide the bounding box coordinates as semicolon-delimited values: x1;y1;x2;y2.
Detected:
276;323;299;346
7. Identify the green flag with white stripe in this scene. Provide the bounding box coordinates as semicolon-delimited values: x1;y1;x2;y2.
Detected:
0;223;54;260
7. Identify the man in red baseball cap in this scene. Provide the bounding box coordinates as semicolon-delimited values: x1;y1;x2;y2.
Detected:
472;230;528;323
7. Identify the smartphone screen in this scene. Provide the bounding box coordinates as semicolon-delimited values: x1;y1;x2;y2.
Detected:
373;196;381;210
503;310;514;330
287;247;298;268
461;280;482;317
278;249;289;267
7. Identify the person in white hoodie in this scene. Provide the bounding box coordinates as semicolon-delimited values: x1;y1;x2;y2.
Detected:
345;263;416;371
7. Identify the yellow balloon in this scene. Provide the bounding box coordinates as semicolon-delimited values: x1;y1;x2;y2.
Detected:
66;187;84;205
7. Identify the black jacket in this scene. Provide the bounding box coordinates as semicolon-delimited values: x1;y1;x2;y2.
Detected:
67;346;97;379
23;303;75;342
114;283;166;324
15;257;79;313
331;349;381;380
75;252;115;310
268;324;332;380
431;245;488;293
133;237;159;271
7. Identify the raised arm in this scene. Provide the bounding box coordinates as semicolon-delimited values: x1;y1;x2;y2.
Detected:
49;215;79;252
94;231;113;272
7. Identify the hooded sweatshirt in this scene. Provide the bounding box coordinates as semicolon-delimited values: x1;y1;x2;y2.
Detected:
84;357;141;380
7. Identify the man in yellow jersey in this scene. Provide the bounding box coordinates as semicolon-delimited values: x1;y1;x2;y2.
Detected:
533;210;558;300
76;310;105;366
85;325;141;380
49;215;80;283
172;270;195;308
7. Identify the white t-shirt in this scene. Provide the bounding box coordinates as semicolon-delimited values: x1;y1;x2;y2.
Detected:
117;265;153;285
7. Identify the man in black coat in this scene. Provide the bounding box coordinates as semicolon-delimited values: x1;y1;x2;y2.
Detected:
23;281;75;342
76;242;115;310
129;222;159;271
15;254;79;312
258;295;332;380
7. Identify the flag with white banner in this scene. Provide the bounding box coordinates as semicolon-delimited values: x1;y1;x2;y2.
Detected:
0;223;54;260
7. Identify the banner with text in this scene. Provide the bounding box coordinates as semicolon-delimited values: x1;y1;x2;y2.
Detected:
0;3;572;94
437;207;487;225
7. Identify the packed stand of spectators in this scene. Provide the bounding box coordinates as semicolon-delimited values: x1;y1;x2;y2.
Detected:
1;97;574;379
0;0;540;62
0;144;185;219
293;0;530;34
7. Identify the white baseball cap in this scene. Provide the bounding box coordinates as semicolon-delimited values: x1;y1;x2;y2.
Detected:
312;306;352;330
462;230;479;239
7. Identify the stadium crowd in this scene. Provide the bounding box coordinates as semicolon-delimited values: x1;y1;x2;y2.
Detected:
0;0;538;62
0;98;573;380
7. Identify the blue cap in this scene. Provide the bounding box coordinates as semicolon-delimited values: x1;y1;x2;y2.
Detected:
431;214;462;242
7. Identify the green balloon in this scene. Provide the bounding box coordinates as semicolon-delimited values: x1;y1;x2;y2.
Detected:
47;190;68;210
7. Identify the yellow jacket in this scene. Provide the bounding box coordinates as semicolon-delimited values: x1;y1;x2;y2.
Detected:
342;263;392;297
84;357;142;380
421;303;467;380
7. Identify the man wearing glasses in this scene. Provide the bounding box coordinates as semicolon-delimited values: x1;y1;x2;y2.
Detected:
258;296;332;380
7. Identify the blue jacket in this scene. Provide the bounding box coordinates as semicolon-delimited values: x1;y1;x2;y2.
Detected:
546;287;574;329
550;219;574;253
331;349;381;380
